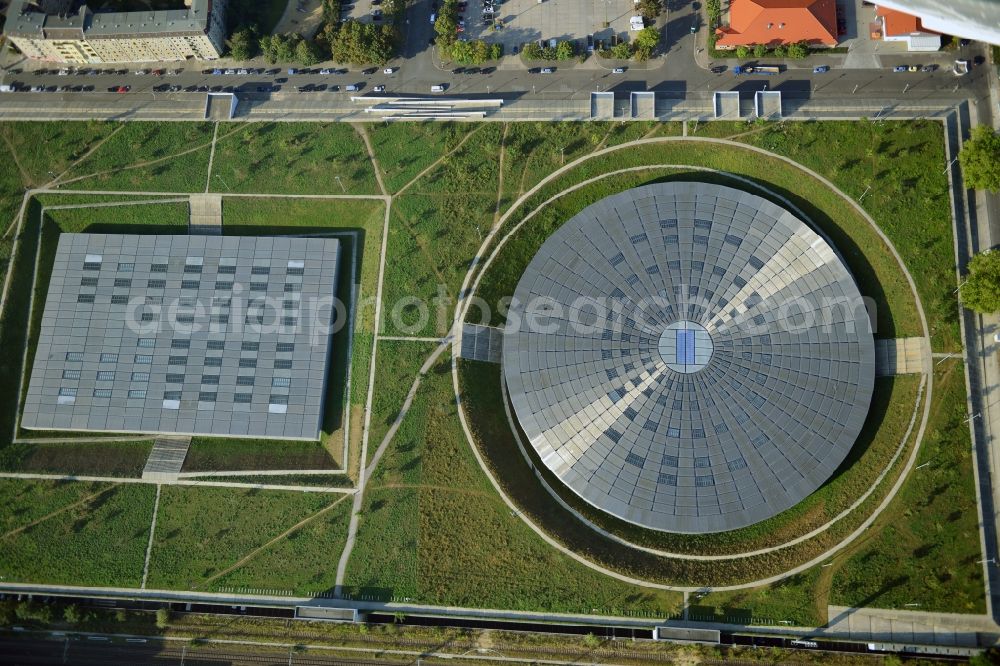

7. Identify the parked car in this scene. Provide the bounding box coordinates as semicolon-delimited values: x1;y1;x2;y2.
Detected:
116;85;130;93
383;67;396;74
431;84;447;92
540;67;555;74
320;68;335;75
612;67;626;74
346;83;360;91
135;69;150;75
892;65;907;72
152;69;164;76
907;64;919;72
373;85;385;92
711;65;727;73
921;64;937;72
813;65;829;73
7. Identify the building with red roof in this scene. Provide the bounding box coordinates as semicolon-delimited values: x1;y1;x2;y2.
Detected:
874;5;941;51
714;0;838;49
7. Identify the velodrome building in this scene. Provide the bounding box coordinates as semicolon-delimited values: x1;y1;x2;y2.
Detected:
21;233;340;441
503;182;875;534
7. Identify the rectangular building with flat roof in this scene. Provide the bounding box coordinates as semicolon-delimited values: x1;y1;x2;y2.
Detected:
4;0;227;63
21;233;341;441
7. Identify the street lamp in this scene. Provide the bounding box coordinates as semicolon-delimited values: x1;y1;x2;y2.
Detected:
214;174;230;191
963;412;981;424
942;157;958;175
858;185;872;202
334;174;345;193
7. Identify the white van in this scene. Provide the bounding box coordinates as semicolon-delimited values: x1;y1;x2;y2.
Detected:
346;83;359;92
431;84;446;92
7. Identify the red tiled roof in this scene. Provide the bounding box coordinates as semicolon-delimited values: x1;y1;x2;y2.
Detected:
715;0;838;47
875;6;931;36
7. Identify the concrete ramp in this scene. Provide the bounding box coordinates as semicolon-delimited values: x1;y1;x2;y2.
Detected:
189;194;222;235
205;93;237;120
591;92;614;119
142;436;192;481
458;324;503;363
713;91;740;119
874;338;931;375
755;90;782;118
630;92;655;119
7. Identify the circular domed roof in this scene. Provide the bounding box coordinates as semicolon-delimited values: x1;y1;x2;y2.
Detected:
502;182;875;534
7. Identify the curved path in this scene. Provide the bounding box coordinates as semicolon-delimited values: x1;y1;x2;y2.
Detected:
448;136;934;592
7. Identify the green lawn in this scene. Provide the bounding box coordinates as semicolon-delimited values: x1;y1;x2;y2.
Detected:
59;122;216;193
0;121;118;188
368;339;439;463
0;478;114;534
41;201;189;233
0;481;155;588
212;495;353;595
347;352;683;615
0;441;153;477
210;123;379;195
182;438;339;472
367;122;473;194
146;486;336;591
732;120;957;352
830;360;985;613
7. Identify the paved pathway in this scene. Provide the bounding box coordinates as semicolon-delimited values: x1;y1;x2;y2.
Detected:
142;436;191;482
824;606;998;648
458;324;503;364
189;193;222;234
875;337;932;376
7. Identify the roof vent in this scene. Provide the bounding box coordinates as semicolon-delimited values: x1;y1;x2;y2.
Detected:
779;22;785;28
767;22;772;28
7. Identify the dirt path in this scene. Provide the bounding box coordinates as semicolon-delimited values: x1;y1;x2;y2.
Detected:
492;123;509;226
353;123;389;197
197;494;353;589
1;132;32;187
395;126;483;197
57;124;245;189
1;483;118;540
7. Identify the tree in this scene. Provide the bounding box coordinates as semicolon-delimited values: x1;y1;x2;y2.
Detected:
155;607;171;629
610;41;633;60
960;250;1000;313
555;40;575;60
227;27;257;61
295;38;323;66
63;605;83;625
735;45;750;59
705;0;721;23
637;0;661;20
633;26;660;60
522;41;543;60
959;125;1000;192
785;41;809;59
772;44;787;58
752;43;766;57
582;633;601;648
260;33;299;63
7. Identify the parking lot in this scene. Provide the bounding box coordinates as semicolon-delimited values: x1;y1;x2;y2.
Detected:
462;0;641;55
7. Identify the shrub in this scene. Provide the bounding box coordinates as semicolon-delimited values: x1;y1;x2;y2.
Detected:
959;125;1000;192
753;43;766;57
522;41;543;60
772;44;787;58
155;607;170;629
735;45;750;59
63;605;83;625
555;40;576;60
786;41;809;59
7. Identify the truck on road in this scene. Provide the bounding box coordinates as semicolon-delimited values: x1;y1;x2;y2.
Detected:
733;65;781;75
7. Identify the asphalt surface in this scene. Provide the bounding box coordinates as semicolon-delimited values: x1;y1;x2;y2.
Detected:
0;0;993;114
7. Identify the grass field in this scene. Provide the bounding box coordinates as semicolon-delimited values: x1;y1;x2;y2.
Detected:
59;123;215;193
368;339;439;462
42;200;190;233
367;122;472;194
182;438;339;472
146;486;337;591
347;352;683;615
0;480;154;588
0;121;118;188
211;123;379;195
830;360;985;613
0;441;153;476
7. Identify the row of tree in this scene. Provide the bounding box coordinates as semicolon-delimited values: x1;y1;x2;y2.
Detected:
522;40;577;61
733;41;810;60
592;28;661;62
224;0;399;65
435;0;503;65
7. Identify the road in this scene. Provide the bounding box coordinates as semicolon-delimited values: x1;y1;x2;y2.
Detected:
0;0;993;119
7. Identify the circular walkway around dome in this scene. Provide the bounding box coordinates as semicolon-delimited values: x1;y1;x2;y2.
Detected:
502;182;876;534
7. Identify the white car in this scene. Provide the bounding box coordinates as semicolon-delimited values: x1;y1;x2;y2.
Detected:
320;68;335;75
134;69;149;75
373;85;385;92
383;67;395;74
237;68;249;75
57;69;70;76
612;67;626;74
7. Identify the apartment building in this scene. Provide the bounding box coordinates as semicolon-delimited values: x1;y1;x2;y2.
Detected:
4;0;228;64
